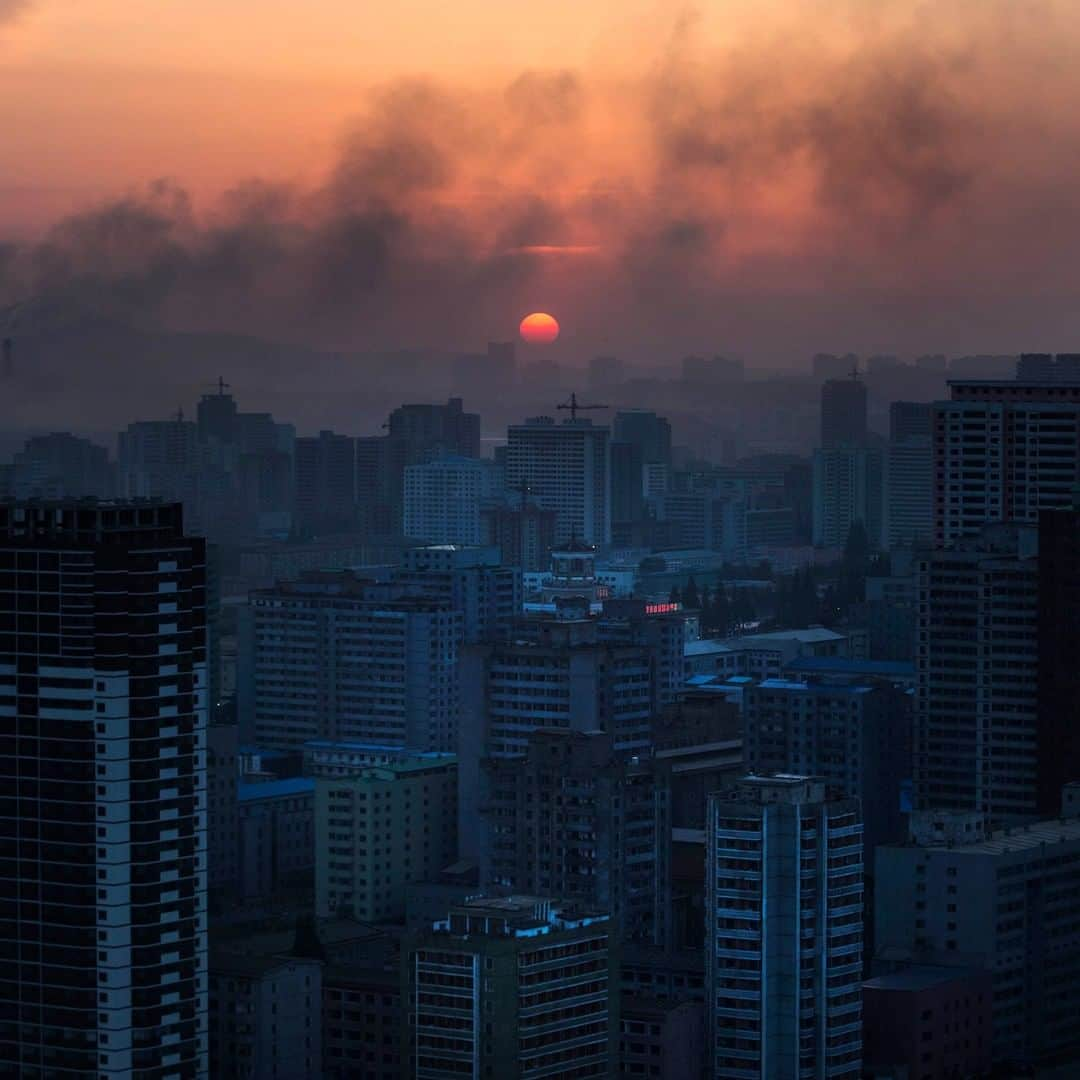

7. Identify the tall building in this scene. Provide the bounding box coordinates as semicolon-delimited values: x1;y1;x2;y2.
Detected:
820;375;868;449
294;430;357;536
241;571;461;752
888;401;932;443
706;775;863;1080
402;456;502;546
589;354;624;388
743;674;911;857
1015;350;1080;382
405;896;618;1079
12;432;112;500
874;810;1080;1068
315;752;457;922
480;499;556;572
613;410;673;468
913;525;1039;824
884;437;933;548
933;378;1080;545
811;445;884;548
1036;506;1080;816
505;417;612;545
392;543;520;644
0;500;209;1077
480;730;672;946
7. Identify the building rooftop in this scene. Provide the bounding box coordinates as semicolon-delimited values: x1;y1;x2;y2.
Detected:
238;777;314;802
685;639;734;657
757;677;873;695
785;657;915;679
916;816;1080;855
742;627;846;645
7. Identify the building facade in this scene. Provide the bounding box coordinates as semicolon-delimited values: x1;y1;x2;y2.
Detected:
505;417;612;545
706;776;863;1080
241;571;461;752
314;754;457;922
405;896;618;1079
0;500;209;1077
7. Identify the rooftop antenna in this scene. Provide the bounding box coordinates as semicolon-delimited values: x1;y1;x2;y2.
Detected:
173;407;185;423
557;391;608;422
206;376;231;396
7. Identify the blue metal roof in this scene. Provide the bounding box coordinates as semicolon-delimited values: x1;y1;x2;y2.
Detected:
238;777;314;802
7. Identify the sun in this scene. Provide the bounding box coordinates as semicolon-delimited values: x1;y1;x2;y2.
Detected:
519;312;560;345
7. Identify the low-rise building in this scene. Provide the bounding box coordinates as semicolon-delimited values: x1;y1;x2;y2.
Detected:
237;777;315;906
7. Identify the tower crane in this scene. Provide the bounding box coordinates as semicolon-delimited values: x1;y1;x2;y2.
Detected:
556;392;608;422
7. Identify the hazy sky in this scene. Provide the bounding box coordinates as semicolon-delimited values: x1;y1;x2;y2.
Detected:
5;1;1080;362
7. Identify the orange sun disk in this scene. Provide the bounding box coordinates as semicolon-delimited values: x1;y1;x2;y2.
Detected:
519;312;560;345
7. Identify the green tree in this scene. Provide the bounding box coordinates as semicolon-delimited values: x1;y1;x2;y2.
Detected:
683;575;701;609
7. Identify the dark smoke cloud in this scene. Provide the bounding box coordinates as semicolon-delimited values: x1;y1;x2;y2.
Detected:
0;1;30;24
4;2;1080;364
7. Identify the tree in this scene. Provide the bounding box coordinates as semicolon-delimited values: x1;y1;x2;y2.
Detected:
683;575;701;609
669;584;682;603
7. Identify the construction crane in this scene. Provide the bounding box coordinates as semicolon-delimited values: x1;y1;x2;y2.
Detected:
556;392;608;422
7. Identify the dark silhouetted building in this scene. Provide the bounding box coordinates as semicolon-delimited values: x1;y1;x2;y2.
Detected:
820;374;868;448
0;500;208;1076
295;430;357;536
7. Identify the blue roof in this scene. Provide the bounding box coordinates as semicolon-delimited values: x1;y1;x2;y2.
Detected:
758;677;872;694
238;777;314;802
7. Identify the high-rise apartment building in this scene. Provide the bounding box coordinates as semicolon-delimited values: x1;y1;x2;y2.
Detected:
294;430;357;536
1036;506;1080;816
405;896;618;1079
933;378;1080;545
888;402;933;443
505;417;612;545
913;524;1039;824
12;432;112;500
706;775;863;1080
812;445;884;548
875;810;1080;1067
241;571;461;752
743;675;911;857
613;410;673;468
315;753;457;922
0;500;209;1077
402;456;502;546
820;375;868;449
480;730;672;946
480;499;556;572
392;543;520;644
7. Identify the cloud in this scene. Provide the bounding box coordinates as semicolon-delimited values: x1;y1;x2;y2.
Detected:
0;1;30;24
4;2;1080;363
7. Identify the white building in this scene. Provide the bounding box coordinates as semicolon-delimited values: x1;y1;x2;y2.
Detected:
403;455;502;546
707;775;863;1079
505;416;612;545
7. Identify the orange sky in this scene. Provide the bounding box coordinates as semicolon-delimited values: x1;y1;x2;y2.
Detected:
6;1;1080;359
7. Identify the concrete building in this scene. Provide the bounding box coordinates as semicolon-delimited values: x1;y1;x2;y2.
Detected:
403;455;502;546
242;571;461;752
888;401;933;443
613;410;673;468
405;896;618;1079
315;753;457;922
294;430;356;536
812;445;884;548
933;378;1080;545
874;811;1080;1067
480;498;556;572
0;500;208;1077
237;777;314;905
914;525;1039;824
480;730;671;946
684;627;848;682
505;416;612;545
706;776;863;1080
392;543;520;644
861;966;992;1080
821;375;868;448
1036;506;1080;816
743;675;911;858
208;720;240;904
209;950;322;1080
884;437;933;549
11;431;112;499
619;995;705;1080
